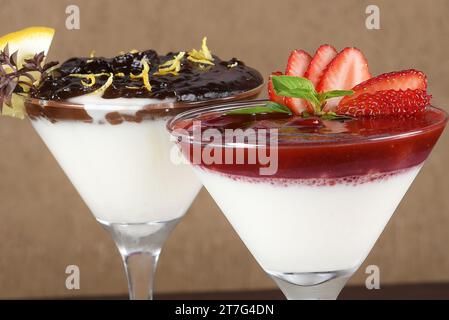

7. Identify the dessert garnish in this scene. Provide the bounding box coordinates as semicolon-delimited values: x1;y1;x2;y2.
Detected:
187;37;214;65
263;45;432;119
336;69;431;117
154;52;184;76
0;27;263;119
0;27;56;118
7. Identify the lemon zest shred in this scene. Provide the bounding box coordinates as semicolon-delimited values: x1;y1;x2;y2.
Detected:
141;60;152;92
81;74;96;87
128;59;152;92
115;72;125;77
187;37;215;65
69;73;113;91
91;73;114;94
154;52;185;76
227;61;238;68
129;49;139;54
188;56;214;65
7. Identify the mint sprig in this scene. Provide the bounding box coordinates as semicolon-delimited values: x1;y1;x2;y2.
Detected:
226;101;292;116
271;75;354;114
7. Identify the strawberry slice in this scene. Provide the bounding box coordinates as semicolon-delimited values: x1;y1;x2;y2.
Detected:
284;49;312;114
317;47;371;111
339;69;427;105
285;49;312;76
268;71;285;105
304;44;338;87
336;89;431;117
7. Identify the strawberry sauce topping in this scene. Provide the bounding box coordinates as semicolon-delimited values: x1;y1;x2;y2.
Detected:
173;106;447;180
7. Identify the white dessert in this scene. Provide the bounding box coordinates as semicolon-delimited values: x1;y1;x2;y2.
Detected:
195;165;421;273
31;94;201;224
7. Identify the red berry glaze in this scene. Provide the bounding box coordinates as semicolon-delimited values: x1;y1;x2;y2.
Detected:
286;117;323;128
173;107;447;180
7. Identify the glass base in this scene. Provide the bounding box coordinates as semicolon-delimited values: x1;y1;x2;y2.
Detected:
99;218;181;300
267;267;358;300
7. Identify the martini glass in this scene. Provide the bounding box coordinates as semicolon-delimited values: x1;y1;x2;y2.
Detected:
168;100;448;300
22;86;261;300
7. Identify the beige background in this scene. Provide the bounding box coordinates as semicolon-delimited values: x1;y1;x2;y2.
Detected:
0;0;448;298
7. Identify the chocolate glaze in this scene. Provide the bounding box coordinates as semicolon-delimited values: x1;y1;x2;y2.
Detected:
24;99;193;125
31;50;263;102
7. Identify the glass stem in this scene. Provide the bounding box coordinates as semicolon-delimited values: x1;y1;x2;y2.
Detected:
100;218;180;300
122;251;159;299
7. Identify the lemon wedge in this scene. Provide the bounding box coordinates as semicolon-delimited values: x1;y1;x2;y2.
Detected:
0;26;55;118
0;26;55;67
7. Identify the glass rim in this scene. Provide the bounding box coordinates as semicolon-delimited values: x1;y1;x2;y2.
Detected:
21;84;264;111
167;99;449;148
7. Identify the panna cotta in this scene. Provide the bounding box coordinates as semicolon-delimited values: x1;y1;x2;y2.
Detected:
25;41;263;224
169;101;447;274
30;95;202;223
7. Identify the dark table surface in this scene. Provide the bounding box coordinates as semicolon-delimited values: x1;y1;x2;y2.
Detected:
149;283;449;300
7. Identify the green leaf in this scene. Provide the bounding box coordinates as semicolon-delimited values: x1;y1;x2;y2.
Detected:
226;101;292;116
271;75;321;111
264;101;293;114
320;112;353;121
272;75;316;94
274;87;313;99
319;90;354;100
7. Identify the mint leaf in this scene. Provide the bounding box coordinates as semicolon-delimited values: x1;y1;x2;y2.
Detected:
272;75;315;94
320;112;353;120
319;90;354;100
271;75;321;111
273;87;312;99
269;75;356;117
226;101;292;116
264;101;293;114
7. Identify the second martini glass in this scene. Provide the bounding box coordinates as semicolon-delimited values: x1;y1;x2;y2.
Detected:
168;100;448;300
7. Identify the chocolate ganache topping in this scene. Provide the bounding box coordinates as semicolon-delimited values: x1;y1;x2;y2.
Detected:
30;50;263;102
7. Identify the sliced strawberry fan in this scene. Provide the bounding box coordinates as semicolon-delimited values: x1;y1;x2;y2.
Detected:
268;46;371;115
268;45;431;118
